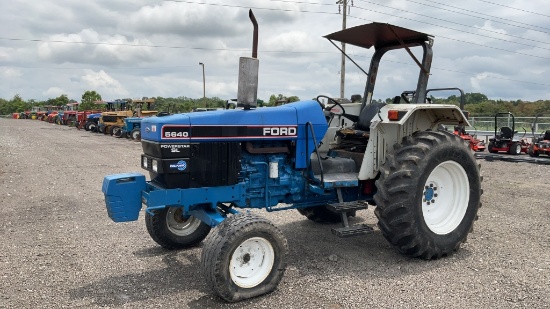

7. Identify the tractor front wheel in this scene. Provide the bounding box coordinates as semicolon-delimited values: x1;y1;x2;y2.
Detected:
528;144;539;157
201;214;288;302
509;142;521;155
374;130;481;259
130;128;141;141
145;207;211;249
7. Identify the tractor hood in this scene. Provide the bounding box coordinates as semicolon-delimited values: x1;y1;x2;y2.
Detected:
140;100;328;143
140;100;328;169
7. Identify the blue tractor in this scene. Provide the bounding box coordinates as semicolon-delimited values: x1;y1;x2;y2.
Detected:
103;12;481;302
84;113;101;132
119;111;171;140
118;117;142;140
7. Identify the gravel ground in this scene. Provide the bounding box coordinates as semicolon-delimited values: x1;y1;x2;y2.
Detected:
1;118;549;309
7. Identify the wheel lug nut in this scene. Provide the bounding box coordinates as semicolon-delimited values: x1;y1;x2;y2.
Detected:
434;187;437;191
431;199;435;203
434;194;438;197
430;184;433;187
427;202;431;205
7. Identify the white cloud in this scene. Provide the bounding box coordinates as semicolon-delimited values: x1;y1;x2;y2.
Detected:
43;87;66;97
81;70;129;97
0;67;22;78
37;29;155;65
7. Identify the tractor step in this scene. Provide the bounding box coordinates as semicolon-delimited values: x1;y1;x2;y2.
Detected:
326;201;368;213
316;172;358;188
331;224;374;238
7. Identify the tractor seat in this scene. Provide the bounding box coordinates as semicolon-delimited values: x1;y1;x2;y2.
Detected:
335;102;386;152
354;102;387;132
499;126;513;139
544;130;550;141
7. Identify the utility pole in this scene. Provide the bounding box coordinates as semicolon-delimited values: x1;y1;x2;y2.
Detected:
199;62;206;107
337;0;349;99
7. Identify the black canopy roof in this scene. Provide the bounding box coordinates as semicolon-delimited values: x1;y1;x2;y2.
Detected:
324;22;432;49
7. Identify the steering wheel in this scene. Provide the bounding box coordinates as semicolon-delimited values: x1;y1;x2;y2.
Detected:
315;95;346;116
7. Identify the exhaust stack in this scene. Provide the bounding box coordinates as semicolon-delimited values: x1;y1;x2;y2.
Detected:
237;10;259;109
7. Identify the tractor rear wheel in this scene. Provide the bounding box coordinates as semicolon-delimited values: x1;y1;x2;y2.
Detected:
145;207;211;249
374;130;481;259
528;144;539;157
109;126;121;136
201;214;288;302
509;142;521;155
130;128;141;141
88;122;97;132
297;205;355;223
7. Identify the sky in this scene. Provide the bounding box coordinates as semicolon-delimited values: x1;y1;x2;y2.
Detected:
1;0;550;103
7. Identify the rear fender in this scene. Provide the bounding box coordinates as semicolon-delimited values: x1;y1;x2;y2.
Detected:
358;104;470;180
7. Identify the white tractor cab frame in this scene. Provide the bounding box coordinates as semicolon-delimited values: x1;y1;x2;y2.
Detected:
321;23;470;179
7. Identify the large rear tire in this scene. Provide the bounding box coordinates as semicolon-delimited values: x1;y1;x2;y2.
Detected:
374;131;482;259
145;207;211;249
201;214;288;302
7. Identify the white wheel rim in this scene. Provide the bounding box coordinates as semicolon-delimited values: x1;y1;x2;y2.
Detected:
166;207;201;236
229;237;275;288
422;160;470;235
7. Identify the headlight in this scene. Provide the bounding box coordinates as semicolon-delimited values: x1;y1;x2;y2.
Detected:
143;156;148;168
152;160;158;172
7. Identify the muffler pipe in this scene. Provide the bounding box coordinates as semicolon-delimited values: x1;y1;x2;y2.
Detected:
250;9;258;59
237;9;259;109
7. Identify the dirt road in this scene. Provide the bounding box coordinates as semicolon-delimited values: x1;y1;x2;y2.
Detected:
1;118;549;309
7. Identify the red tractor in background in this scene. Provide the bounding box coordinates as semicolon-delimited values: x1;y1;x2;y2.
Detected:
76;110;103;130
454;125;485;152
528;113;550;157
46;111;59;123
61;111;78;125
488;112;530;155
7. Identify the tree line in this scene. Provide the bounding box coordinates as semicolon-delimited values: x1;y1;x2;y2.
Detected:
1;91;549;117
0;91;302;115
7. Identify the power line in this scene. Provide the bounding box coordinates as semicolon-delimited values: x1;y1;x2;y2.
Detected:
166;0;340;15
353;0;550;48
3;1;545;59
0;37;339;55
0;64;197;70
347;12;550;60
472;0;550;18
405;0;550;33
1;0;549;88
